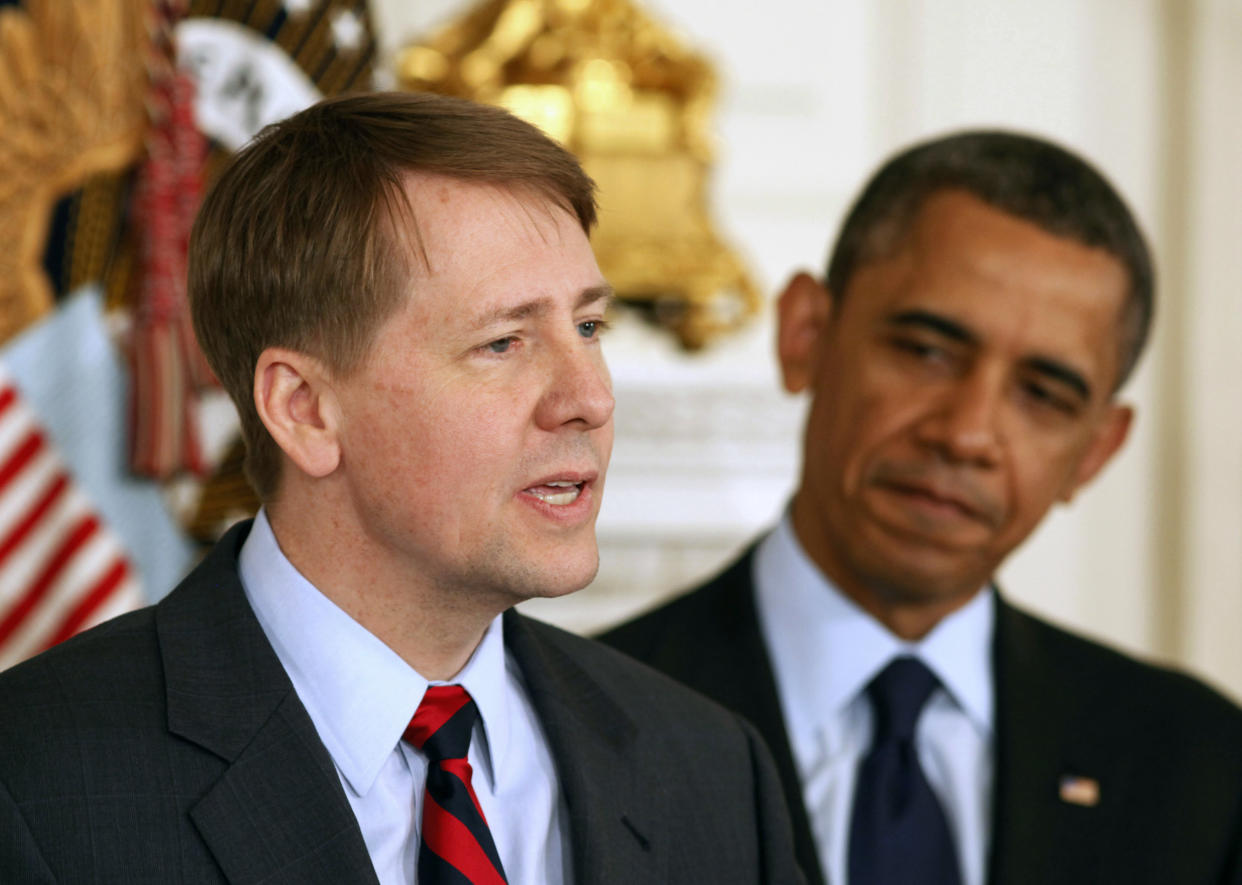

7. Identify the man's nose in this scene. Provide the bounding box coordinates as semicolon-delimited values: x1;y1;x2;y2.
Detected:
913;369;1003;465
535;340;615;432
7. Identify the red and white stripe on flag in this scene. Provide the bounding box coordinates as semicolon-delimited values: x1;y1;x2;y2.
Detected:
0;369;143;670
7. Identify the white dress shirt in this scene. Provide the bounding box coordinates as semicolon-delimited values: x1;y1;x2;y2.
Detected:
753;515;995;885
238;510;568;885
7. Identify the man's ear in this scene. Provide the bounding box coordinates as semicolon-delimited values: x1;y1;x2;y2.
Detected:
1059;403;1133;503
253;347;342;480
776;271;833;393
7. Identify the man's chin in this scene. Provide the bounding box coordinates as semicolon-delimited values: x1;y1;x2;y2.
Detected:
844;533;992;605
860;554;992;609
529;561;600;601
500;547;601;604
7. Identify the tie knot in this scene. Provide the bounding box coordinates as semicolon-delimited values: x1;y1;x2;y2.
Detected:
403;684;479;762
866;656;940;743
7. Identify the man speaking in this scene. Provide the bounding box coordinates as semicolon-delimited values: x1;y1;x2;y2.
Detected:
0;93;803;884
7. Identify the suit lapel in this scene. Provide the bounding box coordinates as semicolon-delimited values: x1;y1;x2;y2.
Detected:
675;552;827;885
156;523;378;885
504;611;662;885
989;595;1121;885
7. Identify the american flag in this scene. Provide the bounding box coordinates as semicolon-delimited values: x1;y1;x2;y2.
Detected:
0;369;142;670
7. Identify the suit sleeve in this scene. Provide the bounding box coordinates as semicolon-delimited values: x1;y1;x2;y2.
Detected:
738;714;809;885
1226;783;1242;885
0;776;57;883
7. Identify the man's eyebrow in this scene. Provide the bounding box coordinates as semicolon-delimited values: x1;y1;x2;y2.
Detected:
469;283;615;328
578;283;615;311
1025;357;1092;402
885;309;978;345
887;308;1093;401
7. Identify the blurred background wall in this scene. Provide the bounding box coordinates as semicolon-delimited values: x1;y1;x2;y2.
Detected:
373;0;1242;699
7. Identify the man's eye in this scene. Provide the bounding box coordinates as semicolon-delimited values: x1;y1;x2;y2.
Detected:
1022;380;1077;415
486;337;515;354
893;337;946;360
578;319;609;339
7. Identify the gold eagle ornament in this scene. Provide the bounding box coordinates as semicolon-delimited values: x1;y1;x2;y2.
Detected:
0;0;148;344
397;0;760;349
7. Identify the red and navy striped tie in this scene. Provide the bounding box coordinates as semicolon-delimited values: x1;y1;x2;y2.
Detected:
404;685;509;885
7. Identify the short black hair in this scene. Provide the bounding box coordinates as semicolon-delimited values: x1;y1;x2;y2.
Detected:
825;130;1154;388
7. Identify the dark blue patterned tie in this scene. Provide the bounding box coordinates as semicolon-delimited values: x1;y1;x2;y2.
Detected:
848;656;963;885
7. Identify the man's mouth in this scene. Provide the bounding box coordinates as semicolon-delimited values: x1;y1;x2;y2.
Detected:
869;463;1004;528
885;480;979;519
524;480;584;506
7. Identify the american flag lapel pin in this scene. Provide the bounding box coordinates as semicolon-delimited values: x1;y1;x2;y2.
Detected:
1058;774;1101;807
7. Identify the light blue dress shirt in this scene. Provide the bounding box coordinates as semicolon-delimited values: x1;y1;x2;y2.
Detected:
238;510;567;885
754;514;995;885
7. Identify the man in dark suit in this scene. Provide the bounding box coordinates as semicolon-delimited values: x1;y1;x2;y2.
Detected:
603;131;1242;885
0;93;803;884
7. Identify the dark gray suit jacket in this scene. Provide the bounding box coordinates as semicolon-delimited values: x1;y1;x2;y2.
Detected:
0;523;804;884
600;545;1242;885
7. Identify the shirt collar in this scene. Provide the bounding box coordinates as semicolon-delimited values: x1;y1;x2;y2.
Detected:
238;510;512;796
754;513;994;760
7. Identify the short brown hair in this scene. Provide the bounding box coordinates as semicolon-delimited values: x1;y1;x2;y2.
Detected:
189;92;597;499
825;130;1154;390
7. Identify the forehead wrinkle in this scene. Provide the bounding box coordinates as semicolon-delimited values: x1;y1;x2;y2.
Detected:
406;178;575;283
511;190;567;245
468;297;552;329
897;202;1121;399
465;284;612;332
